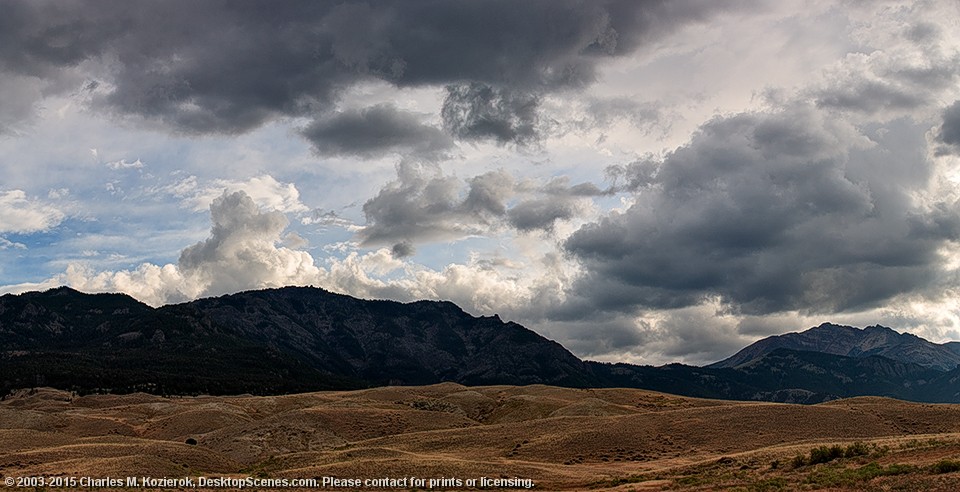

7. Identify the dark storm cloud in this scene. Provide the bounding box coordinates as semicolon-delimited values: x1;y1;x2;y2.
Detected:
0;0;748;139
563;105;960;318
301;104;453;159
0;1;120;75
507;199;578;232
390;241;415;258
0;1;122;132
441;83;542;146
936;101;960;154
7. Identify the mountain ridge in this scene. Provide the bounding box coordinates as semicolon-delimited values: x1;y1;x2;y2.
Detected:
0;286;597;395
708;322;960;371
5;286;960;404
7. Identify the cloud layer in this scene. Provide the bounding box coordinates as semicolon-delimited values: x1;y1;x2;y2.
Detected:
0;0;744;143
357;161;603;251
565;105;959;316
302;104;453;159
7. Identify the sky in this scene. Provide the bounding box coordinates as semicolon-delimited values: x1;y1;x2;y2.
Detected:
2;0;960;366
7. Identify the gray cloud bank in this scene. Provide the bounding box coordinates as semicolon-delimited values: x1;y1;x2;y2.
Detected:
1;0;747;144
564;105;960;318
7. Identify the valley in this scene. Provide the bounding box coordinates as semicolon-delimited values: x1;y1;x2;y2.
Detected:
5;384;960;490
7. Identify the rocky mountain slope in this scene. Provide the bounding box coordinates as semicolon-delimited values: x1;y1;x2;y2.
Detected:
0;286;596;395
5;287;960;404
709;322;960;371
184;287;598;387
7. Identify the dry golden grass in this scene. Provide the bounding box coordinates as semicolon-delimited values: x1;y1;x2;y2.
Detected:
4;385;960;490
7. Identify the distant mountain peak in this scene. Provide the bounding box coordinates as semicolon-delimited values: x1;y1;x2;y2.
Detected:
709;322;960;371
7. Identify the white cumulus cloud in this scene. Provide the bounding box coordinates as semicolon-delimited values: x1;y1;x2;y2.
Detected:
0;190;65;233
